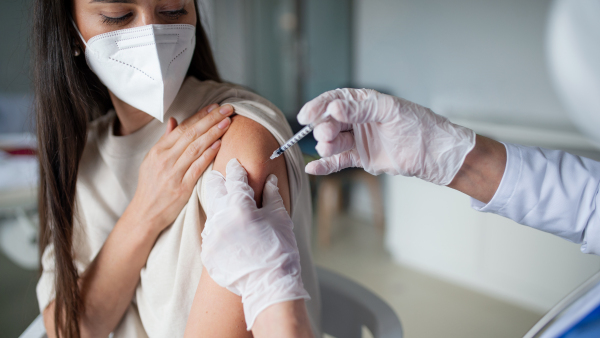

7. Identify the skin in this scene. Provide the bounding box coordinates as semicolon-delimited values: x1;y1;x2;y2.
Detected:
447;135;507;204
43;0;259;337
43;102;233;337
72;0;198;137
184;116;315;338
252;301;314;338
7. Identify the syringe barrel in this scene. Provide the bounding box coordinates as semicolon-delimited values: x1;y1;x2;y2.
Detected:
270;112;330;159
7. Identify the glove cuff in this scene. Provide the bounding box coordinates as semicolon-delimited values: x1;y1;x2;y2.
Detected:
242;274;310;330
437;124;476;186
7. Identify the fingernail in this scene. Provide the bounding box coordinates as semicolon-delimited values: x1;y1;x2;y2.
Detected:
208;104;218;113
219;105;232;115
218;117;231;129
211;139;221;149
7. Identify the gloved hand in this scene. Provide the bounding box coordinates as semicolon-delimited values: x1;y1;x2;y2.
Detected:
298;89;476;185
200;159;310;330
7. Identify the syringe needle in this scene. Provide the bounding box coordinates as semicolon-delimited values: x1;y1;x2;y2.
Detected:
269;113;331;160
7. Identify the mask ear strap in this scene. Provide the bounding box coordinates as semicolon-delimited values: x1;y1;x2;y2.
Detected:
71;19;88;47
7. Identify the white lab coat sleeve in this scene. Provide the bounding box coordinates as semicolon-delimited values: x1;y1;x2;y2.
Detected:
471;142;600;255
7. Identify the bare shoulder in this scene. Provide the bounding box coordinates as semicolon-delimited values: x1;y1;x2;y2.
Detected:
213;115;291;211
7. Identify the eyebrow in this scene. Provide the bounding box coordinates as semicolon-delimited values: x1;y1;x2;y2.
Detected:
90;0;136;3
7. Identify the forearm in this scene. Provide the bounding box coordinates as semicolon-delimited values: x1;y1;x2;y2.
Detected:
189;117;308;336
447;135;507;204
252;300;314;338
45;207;160;338
464;142;600;254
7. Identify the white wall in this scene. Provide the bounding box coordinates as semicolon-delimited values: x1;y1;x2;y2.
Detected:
383;176;600;313
353;0;600;312
353;0;574;131
205;0;302;117
201;0;253;86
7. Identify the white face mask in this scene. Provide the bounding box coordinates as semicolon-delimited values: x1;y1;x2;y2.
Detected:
73;23;196;122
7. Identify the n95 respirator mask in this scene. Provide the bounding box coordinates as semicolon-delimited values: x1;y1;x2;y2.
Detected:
73;23;196;122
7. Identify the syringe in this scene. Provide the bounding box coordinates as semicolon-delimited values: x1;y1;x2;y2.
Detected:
270;113;331;160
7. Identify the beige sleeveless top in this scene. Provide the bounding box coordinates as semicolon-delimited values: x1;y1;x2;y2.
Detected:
36;77;321;337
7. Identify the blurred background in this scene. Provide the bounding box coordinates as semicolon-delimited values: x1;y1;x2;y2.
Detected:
2;0;600;337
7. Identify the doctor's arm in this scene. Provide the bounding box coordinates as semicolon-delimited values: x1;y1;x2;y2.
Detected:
301;88;600;254
464;141;600;255
428;129;600;255
447;134;506;204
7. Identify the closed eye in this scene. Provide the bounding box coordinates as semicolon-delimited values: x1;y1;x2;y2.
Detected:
161;8;188;20
102;12;133;25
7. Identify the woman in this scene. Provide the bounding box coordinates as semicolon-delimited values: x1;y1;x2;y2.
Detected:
33;0;320;337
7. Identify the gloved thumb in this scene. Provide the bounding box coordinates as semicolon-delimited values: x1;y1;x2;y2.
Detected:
305;149;362;175
224;158;255;203
262;174;287;214
225;158;248;184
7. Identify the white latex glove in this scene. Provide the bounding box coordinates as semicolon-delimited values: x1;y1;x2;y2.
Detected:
200;159;310;330
298;88;476;185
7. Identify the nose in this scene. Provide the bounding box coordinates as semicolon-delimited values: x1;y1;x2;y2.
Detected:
137;6;161;26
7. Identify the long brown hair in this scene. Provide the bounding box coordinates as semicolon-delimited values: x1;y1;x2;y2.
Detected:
32;1;220;336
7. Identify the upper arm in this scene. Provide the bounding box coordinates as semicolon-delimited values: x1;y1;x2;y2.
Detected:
184;115;291;338
213;114;291;212
43;301;56;338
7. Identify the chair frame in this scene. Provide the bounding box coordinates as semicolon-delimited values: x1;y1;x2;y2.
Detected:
317;266;403;338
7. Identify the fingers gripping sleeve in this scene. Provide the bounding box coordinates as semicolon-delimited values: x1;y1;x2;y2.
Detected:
472;143;600;255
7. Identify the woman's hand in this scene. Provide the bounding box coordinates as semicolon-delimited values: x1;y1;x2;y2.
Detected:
129;103;234;233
